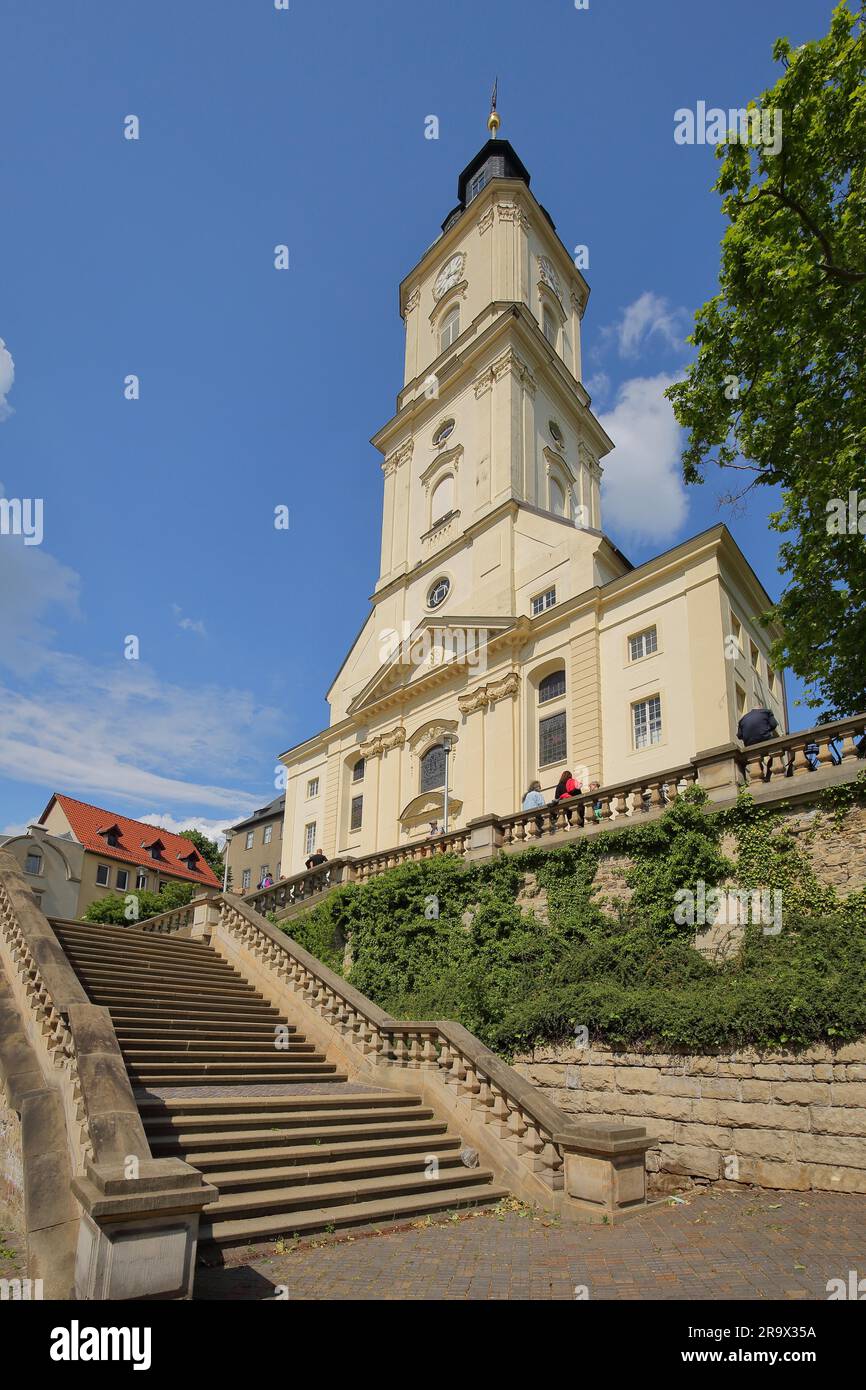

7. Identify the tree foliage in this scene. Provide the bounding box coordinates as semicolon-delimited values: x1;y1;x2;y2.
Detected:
665;2;866;717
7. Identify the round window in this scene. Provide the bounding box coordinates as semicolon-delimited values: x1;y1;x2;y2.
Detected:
427;576;450;609
549;419;564;446
433;418;455;448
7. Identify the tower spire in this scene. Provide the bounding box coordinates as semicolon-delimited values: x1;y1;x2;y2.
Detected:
487;77;500;137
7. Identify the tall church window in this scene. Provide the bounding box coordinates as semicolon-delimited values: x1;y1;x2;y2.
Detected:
350;795;363;832
542;307;558;348
430;474;454;526
420;744;446;792
352;757;365;782
549;477;566;517
439;307;460;353
539;712;567;768
632;695;662;750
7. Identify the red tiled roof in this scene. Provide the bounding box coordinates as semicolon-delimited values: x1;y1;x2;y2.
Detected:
40;794;221;887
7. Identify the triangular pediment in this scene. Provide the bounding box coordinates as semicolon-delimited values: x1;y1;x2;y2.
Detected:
346;614;516;718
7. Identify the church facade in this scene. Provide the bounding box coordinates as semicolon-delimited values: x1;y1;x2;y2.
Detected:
277;129;787;876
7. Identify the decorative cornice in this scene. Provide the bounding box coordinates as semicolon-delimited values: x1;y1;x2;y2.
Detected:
458;670;520;715
497;201;529;230
408;718;459;755
476;206;494;235
360;726;406;759
403;286;421;315
543;445;577;485
472;347;537;401
420;444;462;490
382;439;414;477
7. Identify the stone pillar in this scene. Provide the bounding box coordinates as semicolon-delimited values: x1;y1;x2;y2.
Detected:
692;743;745;803
464;814;503;862
558;1122;654;1222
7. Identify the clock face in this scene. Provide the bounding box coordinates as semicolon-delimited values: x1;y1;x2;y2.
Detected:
433;254;464;302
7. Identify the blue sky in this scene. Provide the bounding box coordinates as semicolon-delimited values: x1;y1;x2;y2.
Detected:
0;0;839;839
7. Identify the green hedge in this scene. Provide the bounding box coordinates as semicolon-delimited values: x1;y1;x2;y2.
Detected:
279;787;866;1054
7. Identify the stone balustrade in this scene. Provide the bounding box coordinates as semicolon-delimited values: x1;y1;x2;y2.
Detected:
740;714;865;786
242;718;865;914
209;894;652;1220
0;851;214;1299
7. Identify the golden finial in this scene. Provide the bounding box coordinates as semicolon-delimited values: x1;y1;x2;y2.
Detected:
487;77;500;136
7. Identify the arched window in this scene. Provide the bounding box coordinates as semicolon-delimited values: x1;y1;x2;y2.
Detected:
549;477;566;517
430;474;454;525
352;757;365;782
420;744;446;792
542;307;558;348
539;670;566;705
439;307;460;353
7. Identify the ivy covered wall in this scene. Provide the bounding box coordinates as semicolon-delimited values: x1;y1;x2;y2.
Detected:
279;779;866;1057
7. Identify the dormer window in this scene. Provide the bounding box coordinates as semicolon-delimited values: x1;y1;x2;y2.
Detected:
177;850;201;872
142;837;165;862
439;307;460;354
97;823;122;849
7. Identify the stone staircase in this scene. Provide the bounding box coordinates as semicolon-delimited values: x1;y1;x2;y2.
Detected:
50;919;507;1248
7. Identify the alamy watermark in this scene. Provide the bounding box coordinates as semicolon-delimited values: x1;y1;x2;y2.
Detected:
674;879;782;936
674;103;782;157
378;623;487;676
0;496;43;545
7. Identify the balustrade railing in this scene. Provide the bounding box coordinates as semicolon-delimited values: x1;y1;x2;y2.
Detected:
216;896;644;1206
741;715;865;786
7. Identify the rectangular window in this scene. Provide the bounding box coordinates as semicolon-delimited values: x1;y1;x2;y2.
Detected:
736;683;747;719
263;824;273;845
116;869;129;891
242;868;251;891
95;864;110;886
632;695;663;750
539;711;567;767
245;830;254;850
307;777;319;798
628;626;658;662
24;852;42;875
750;640;761;674
350;795;363;832
468;169;487;200
136;869;148;891
767;665;777;692
304;822;316;856
531;587;556;617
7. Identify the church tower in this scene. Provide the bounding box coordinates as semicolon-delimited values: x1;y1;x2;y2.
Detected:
277;104;786;874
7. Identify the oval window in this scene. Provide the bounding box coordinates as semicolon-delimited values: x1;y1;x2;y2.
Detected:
433;418;455;447
427;576;450;609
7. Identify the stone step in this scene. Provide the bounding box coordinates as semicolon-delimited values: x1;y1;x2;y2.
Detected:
86;986;271;1007
205;1148;469;1193
118;1039;317;1055
137;1092;412;1116
149;1118;448;1155
115;1024;300;1041
193;1133;462;1175
203;1164;495;1219
52;924;214;956
121;1047;324;1063
200;1183;507;1246
107;1005;283;1023
58;959;253;986
51;940;242;969
130;1070;347;1088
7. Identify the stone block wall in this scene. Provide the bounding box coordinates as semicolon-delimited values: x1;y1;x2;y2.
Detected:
513;1042;866;1195
0;1091;24;1226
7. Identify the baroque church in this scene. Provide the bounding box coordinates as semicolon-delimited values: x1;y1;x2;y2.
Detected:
277;111;787;875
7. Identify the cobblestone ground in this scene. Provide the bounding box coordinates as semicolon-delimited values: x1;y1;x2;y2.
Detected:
194;1189;866;1301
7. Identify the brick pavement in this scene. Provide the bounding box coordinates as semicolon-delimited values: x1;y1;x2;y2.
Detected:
193;1188;866;1301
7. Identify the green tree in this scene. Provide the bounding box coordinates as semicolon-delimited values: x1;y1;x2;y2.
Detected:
177;828;225;882
83;878;194;925
666;3;866;718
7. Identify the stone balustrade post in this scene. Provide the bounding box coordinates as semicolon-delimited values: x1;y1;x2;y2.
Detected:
464;813;504;862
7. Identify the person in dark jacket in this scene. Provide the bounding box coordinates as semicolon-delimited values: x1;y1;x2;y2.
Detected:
305;848;327;871
737;707;780;782
736;708;779;746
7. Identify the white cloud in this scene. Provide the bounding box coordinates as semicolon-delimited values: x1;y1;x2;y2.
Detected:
137;812;235;848
172;604;207;638
605;292;688;360
0;339;14;421
584;371;611;405
598;374;689;543
0;492;81;674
